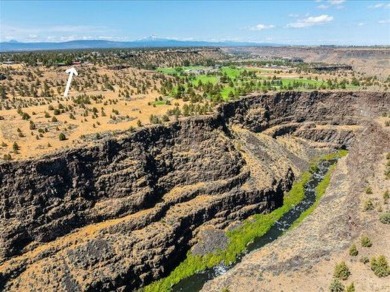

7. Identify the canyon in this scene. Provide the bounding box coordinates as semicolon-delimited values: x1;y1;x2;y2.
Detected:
0;91;389;291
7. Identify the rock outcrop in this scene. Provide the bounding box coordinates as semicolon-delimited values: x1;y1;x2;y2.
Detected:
0;91;388;291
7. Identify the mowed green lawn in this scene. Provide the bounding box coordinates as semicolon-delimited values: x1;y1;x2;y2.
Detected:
220;66;244;78
157;66;358;100
191;75;218;86
280;77;324;86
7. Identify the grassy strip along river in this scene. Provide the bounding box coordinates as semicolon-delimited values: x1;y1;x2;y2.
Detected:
144;150;348;292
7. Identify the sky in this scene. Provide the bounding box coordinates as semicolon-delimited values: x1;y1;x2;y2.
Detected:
0;0;389;45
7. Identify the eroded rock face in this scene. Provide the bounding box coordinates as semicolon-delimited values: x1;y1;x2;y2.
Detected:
0;91;388;291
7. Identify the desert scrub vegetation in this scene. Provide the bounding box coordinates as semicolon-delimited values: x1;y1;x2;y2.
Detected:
346;282;355;292
333;262;351;280
329;278;345;292
144;151;347;292
360;235;372;247
58;133;66;141
379;212;390;224
384;190;389;204
385;153;390;179
363;199;374;211
349;244;358;256
12;142;20;154
370;255;390;277
3;154;12;161
365;186;373;194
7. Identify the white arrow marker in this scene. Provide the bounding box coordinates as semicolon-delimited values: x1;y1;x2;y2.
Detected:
64;67;78;97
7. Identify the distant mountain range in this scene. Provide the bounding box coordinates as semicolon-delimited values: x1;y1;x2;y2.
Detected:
0;38;282;52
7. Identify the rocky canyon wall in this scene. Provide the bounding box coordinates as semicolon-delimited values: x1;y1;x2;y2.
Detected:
0;91;388;291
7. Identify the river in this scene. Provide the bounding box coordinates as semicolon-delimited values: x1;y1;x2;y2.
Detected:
172;159;336;291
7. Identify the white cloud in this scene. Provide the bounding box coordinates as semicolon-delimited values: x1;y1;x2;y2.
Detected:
328;0;345;5
250;23;275;31
318;0;345;9
369;3;390;9
287;14;334;28
357;22;365;26
378;19;390;24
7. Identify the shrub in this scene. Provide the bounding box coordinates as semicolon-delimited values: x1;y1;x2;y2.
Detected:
12;142;19;152
370;255;390;277
361;236;372;247
360;256;369;264
363;199;374;211
58;133;66;141
379;213;390;224
149;114;161;124
365;186;373;194
349;244;358;256
29;121;36;130
385;169;390;179
22;112;30;120
3;154;12;161
345;282;355;292
334;262;351;280
329;278;345;292
346;282;355;292
51;116;58;122
384;190;389;204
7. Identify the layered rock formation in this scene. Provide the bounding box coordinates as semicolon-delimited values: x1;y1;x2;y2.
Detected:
0;91;388;291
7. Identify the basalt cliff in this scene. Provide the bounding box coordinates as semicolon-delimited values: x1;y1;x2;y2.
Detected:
0;91;388;291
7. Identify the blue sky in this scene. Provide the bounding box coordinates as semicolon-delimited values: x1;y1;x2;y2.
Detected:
0;0;389;45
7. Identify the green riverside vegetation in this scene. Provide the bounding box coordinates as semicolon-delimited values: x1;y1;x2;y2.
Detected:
288;150;348;230
144;150;348;292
